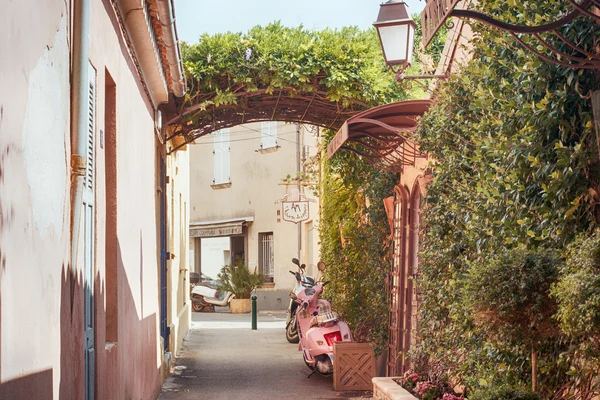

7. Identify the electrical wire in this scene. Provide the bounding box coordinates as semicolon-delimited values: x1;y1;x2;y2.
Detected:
193;123;319;148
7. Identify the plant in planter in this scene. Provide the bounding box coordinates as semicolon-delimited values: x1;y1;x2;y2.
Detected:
399;370;422;391
413;381;440;400
217;260;263;313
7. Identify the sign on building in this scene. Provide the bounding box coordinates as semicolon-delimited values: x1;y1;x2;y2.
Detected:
190;225;242;238
282;201;309;223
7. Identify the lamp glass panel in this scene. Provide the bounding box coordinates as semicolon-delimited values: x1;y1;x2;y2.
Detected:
407;24;415;65
378;24;409;64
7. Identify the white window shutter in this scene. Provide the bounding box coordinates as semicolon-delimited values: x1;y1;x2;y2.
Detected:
213;128;230;184
261;122;277;149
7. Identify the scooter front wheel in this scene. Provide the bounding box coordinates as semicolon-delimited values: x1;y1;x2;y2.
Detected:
285;317;299;343
191;294;204;312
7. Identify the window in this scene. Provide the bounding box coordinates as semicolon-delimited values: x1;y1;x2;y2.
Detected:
260;121;277;149
213;128;230;185
258;232;274;282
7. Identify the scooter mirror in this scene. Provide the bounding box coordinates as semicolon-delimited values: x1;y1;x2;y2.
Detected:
300;264;306;270
317;261;326;271
292;258;300;266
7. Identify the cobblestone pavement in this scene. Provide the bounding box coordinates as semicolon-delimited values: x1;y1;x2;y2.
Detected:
158;310;372;400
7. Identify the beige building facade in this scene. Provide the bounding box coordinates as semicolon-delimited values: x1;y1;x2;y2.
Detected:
189;122;320;309
0;0;189;398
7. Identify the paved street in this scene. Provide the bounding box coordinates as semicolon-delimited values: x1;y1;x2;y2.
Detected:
159;310;371;400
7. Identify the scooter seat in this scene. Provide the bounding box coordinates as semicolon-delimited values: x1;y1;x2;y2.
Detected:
317;299;331;314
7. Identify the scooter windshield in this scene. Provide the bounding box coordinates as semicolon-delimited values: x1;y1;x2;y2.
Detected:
301;276;315;286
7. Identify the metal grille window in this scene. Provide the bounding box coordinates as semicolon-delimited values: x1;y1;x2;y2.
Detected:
258;232;274;282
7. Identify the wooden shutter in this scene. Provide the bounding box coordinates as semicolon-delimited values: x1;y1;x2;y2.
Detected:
213;128;230;184
261;122;277;149
83;61;96;400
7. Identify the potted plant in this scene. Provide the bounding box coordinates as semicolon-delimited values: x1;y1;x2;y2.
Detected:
217;260;263;313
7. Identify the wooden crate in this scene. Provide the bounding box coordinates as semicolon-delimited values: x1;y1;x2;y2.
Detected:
333;342;376;391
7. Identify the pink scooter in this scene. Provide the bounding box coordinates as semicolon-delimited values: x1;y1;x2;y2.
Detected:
289;261;352;376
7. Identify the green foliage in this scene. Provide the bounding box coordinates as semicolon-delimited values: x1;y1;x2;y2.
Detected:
412;13;447;70
320;133;397;355
552;230;600;338
217;260;263;299
465;248;560;344
469;385;540;400
412;0;599;398
181;23;409;112
550;231;600;398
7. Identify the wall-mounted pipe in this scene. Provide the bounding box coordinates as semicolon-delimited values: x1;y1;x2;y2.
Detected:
156;0;186;97
70;0;91;282
118;0;168;108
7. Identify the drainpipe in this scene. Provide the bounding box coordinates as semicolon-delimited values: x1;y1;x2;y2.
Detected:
296;123;301;261
156;0;186;97
70;0;91;282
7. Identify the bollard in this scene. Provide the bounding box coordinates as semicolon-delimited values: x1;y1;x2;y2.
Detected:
251;293;257;330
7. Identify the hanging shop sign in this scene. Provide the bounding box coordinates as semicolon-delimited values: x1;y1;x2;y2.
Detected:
282;201;310;223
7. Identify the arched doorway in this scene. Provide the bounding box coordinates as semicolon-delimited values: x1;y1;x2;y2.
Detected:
387;185;410;376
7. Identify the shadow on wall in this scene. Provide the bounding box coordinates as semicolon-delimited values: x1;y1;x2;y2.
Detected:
0;258;54;400
59;265;85;398
58;238;162;399
0;174;161;398
0;240;161;398
0;370;53;400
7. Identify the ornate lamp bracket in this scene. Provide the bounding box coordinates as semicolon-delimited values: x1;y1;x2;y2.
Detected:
422;0;600;69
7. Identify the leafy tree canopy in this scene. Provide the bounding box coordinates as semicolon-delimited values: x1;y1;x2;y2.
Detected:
180;22;407;113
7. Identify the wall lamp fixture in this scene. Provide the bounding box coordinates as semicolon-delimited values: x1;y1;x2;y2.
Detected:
374;0;600;79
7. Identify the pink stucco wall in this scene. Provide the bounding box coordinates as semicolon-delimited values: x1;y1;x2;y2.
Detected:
0;0;71;398
0;0;183;398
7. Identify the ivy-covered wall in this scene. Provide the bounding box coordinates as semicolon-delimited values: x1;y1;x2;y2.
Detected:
413;0;600;397
320;139;398;355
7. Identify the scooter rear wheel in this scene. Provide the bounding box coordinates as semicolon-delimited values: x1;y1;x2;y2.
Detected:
285;317;299;343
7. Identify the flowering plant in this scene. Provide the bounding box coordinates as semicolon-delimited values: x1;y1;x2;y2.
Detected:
414;381;440;400
400;370;421;390
440;394;463;400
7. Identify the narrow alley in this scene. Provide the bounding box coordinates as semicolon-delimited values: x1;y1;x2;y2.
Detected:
159;311;370;400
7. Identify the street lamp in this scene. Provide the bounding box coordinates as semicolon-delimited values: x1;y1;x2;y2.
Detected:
374;1;449;81
375;0;600;79
373;1;416;75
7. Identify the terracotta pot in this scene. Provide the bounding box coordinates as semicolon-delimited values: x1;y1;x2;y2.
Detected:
229;298;251;313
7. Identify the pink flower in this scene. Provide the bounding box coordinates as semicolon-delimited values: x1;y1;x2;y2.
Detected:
440;394;463;400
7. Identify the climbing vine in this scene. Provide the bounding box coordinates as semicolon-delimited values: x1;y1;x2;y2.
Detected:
180;22;407;112
413;0;600;397
320;135;398;355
